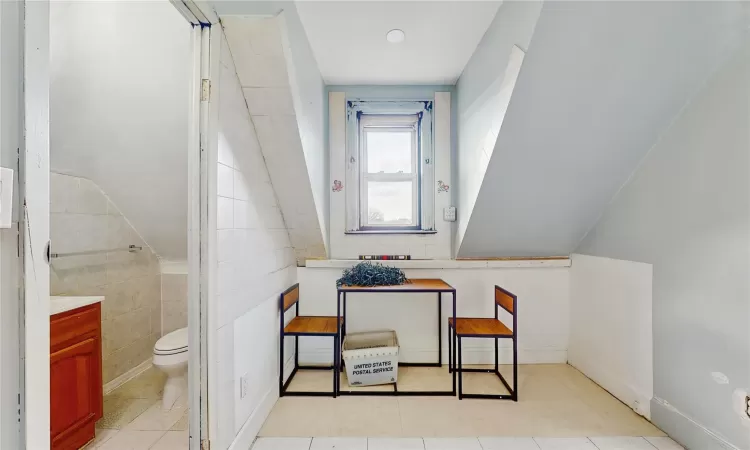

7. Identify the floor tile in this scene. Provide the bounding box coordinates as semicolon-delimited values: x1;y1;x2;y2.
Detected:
123;401;187;431
109;367;167;400
478;437;541;449
96;430;166;450
309;437;367;450
644;437;684;450
589;437;657;449
171;412;189;431
85;428;118;449
333;397;402;436
423;437;482;450
150;430;189;450
97;397;153;429
368;437;425;449
252;437;313;450
533;437;597;449
258;364;667;438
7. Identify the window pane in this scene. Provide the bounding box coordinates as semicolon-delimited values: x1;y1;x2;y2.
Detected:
366;131;413;174
367;181;413;225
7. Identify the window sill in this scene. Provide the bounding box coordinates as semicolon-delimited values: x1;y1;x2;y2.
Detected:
304;258;571;269
345;229;437;235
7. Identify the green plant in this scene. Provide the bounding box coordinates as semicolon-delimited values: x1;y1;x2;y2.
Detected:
336;261;407;287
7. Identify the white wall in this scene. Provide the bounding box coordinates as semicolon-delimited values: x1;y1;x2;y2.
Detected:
577;44;750;450
278;7;328;254
328;90;453;259
297;263;570;365
212;31;297;450
569;254;653;418
455;0;541;254
458;1;747;257
49;0;190;260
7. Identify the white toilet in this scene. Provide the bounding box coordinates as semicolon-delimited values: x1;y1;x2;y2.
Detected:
153;327;188;410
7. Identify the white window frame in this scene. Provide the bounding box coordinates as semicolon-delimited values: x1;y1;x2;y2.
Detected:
346;101;435;233
359;115;419;229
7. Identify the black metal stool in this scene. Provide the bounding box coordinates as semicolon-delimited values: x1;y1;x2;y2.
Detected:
449;285;517;400
279;284;343;397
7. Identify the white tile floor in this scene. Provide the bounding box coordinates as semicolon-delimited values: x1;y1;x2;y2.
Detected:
86;368;189;450
251;436;685;450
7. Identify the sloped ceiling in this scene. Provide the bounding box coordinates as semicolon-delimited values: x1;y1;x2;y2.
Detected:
50;0;190;260
220;4;328;263
457;0;749;257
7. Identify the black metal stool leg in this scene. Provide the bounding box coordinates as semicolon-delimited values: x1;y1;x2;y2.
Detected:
458;336;463;400
332;333;338;398
448;326;452;374
279;333;284;397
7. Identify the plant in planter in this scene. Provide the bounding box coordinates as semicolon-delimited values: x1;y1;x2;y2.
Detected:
336;261;407;287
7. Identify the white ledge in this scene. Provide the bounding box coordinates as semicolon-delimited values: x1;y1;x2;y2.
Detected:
304;258;571;269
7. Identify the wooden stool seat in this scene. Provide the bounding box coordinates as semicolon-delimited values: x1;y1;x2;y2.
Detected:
449;317;513;337
284;316;343;335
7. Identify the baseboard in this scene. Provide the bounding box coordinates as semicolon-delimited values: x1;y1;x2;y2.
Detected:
103;359;152;395
297;348;567;366
228;386;278;450
651;397;744;450
568;356;652;418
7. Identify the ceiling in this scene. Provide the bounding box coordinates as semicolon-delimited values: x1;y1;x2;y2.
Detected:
294;1;501;85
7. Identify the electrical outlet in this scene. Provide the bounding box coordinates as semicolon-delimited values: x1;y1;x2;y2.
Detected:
240;374;249;399
443;206;456;222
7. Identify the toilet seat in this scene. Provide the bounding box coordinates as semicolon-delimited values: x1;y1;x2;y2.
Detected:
154;327;188;355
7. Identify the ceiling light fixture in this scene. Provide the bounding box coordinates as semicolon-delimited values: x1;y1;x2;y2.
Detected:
386;29;405;44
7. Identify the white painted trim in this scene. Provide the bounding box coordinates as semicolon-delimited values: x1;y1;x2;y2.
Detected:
103;360;152;395
227;386;278;450
205;24;221;450
161;259;189;275
186;18;208;450
345;100;435;232
652;397;743;450
21;2;50;448
305;258;571;269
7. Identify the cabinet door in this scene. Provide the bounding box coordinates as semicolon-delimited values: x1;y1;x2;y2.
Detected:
50;336;100;450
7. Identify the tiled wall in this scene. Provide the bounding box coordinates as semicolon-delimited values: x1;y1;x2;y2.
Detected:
50;172;162;384
161;273;187;335
213;31;297;450
222;14;327;264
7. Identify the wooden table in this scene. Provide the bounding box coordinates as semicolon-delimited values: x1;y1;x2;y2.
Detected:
336;278;456;396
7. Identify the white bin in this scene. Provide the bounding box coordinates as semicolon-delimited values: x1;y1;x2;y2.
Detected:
342;330;399;387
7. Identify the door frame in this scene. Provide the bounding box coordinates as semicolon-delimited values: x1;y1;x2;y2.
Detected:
18;1;220;449
168;2;219;450
20;1;51;449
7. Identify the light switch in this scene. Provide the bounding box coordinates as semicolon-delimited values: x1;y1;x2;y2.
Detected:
0;167;14;229
443;206;456;222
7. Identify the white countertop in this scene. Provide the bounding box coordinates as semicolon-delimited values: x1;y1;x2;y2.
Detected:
50;296;104;316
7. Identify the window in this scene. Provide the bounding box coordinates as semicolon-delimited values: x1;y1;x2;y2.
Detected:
346;101;434;233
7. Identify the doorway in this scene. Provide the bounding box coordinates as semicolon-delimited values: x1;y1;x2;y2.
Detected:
20;1;214;449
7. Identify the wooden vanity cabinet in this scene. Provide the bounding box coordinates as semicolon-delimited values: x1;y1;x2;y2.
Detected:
50;302;103;450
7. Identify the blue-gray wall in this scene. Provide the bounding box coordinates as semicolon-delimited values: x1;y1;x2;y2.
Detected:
578;44;750;450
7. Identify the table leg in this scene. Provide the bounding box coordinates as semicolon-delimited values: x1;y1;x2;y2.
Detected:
437;292;442;367
342;292;347;372
452;290;456;396
337;291;342;373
